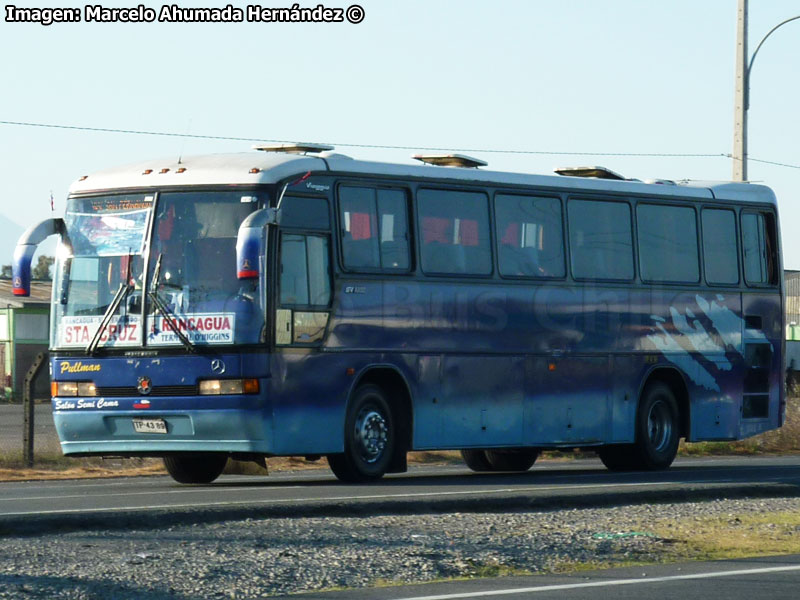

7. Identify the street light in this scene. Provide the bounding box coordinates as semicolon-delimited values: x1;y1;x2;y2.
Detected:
732;0;800;182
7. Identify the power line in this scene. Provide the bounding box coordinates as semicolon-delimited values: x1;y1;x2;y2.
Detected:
0;119;720;159
748;157;800;170
1;118;798;169
727;153;800;171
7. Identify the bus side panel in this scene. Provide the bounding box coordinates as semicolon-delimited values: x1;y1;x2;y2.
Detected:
440;355;524;447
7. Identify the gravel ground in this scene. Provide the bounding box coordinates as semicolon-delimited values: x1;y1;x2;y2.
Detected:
1;497;799;599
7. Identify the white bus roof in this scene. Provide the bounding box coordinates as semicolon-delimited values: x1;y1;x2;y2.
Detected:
68;150;777;205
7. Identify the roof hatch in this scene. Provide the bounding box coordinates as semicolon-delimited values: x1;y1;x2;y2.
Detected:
253;143;335;154
554;166;626;180
412;153;487;168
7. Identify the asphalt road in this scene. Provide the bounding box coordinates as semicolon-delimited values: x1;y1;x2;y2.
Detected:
2;455;800;533
282;555;800;600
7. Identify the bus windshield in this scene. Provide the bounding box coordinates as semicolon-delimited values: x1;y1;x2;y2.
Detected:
51;191;264;350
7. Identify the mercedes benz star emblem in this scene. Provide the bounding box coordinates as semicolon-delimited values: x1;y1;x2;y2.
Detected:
211;359;226;375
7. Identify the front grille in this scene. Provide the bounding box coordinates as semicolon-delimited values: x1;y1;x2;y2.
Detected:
95;385;198;397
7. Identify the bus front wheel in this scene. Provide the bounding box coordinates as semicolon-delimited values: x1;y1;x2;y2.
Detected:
328;384;395;483
163;454;228;484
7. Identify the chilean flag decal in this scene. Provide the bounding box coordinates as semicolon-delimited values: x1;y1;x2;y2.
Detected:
133;399;151;409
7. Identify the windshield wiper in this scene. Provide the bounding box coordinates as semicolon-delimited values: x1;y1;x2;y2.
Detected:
148;253;196;353
86;281;133;355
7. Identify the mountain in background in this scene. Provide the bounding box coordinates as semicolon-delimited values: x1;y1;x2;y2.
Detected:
0;215;24;267
0;215;58;271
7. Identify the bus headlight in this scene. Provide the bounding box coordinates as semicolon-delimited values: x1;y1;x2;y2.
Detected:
198;379;259;395
52;382;97;397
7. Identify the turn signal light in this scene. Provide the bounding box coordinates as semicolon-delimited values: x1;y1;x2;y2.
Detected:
198;378;259;395
52;382;97;397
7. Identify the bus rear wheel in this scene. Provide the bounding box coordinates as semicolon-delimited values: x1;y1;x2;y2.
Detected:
163;454;228;484
636;382;680;470
327;384;395;483
599;381;680;471
486;449;539;472
461;449;538;472
461;449;493;472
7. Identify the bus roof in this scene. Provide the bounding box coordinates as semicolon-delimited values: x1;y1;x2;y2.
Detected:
68;150;778;205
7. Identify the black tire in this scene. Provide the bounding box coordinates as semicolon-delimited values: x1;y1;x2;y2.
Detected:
327;384;395;482
163;454;228;484
597;444;639;471
635;382;680;470
485;449;539;472
600;382;680;472
460;449;493;472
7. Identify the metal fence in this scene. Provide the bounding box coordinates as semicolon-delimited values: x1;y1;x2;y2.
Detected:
0;353;60;462
0;402;61;459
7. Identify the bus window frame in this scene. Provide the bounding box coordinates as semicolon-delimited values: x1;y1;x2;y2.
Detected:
635;201;701;286
492;191;567;282
279;193;333;231
415;185;495;279
699;205;741;288
566;195;637;284
741;208;779;289
335;181;414;275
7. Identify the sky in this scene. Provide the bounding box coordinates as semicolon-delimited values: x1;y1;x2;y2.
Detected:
1;0;798;266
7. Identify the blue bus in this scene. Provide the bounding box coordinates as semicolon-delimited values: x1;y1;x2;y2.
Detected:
13;146;785;483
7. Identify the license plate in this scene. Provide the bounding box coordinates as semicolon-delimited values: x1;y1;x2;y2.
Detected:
132;418;168;434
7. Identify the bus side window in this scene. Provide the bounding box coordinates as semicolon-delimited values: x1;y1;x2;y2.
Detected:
702;208;739;285
742;211;778;286
280;234;331;307
339;186;380;269
637;203;699;284
377;189;410;270
495;194;564;278
568;199;634;281
339;186;410;271
417;189;492;275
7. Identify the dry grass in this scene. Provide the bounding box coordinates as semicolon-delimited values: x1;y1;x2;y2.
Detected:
649;511;800;560
681;395;800;456
0;456;165;481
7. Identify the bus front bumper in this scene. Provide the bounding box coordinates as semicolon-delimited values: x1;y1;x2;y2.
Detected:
53;406;273;456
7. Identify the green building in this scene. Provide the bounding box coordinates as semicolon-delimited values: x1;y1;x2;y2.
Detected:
0;279;51;401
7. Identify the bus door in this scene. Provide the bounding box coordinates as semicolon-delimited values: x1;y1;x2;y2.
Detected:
270;195;338;455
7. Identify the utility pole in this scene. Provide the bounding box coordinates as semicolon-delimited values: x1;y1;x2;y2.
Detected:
732;0;748;182
732;2;799;182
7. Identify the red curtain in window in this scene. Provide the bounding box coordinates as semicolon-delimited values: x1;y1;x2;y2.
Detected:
459;219;479;246
423;217;450;244
350;212;372;240
501;223;519;245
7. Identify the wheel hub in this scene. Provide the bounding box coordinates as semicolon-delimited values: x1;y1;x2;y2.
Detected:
647;399;673;453
354;408;388;464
